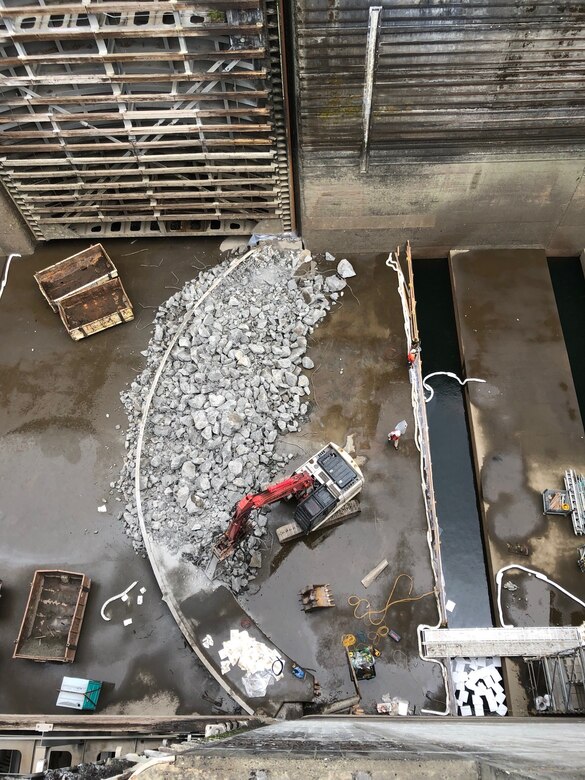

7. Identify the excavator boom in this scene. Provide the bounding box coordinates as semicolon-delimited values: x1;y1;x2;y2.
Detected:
213;471;315;560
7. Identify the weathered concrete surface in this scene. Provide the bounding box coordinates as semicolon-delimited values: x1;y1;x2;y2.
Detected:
0;240;443;718
449;249;585;715
0;238;231;715
138;717;585;780
0;183;36;256
241;255;445;715
301;160;585;257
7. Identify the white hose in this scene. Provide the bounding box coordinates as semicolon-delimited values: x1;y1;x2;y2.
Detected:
100;581;138;621
423;371;486;403
386;251;451;715
0;253;21;301
495;564;585;628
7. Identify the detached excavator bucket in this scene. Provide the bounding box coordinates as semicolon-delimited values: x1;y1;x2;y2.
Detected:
299;584;335;611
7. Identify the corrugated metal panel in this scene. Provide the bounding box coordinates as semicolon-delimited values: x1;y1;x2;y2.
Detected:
0;1;292;239
295;1;585;164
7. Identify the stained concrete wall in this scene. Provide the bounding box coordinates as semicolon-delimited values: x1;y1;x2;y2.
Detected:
292;2;585;256
0;183;36;256
300;158;585;257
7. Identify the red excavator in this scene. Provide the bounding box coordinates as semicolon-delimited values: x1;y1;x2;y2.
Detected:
212;472;315;560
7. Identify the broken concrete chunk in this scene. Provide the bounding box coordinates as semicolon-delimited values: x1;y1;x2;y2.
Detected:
324;251;336;262
337;259;356;278
325;275;347;292
301;356;314;370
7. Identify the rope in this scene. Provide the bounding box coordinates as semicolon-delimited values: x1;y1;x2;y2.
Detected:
0;253;21;302
422;371;486;403
348;573;435;644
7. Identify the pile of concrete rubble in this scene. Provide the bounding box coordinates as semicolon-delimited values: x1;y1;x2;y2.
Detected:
117;242;354;592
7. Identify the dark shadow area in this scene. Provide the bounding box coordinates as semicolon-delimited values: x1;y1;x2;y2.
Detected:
414;258;493;629
548;257;585;429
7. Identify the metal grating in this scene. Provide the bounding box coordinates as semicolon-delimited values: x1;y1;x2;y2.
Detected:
422;626;585;659
0;1;292;239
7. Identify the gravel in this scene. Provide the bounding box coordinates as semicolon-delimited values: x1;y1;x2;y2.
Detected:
116;243;344;593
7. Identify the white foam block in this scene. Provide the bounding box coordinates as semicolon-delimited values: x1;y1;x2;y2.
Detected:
495;690;507;705
485;691;498;712
496;704;508;717
446;599;456;612
460;705;473;717
457;689;470;705
472;695;484;712
123;618;132;626
490;667;502;682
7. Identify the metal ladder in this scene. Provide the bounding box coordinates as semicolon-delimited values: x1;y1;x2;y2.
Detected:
564;469;585;535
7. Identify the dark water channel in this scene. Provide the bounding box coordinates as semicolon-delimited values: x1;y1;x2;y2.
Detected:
548;257;585;429
414;259;493;629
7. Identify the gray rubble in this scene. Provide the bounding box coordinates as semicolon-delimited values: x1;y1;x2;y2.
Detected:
117;243;343;593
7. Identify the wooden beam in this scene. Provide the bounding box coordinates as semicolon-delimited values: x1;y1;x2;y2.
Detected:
0;714;268;734
12;177;279;192
38;211;274;223
0;48;265;67
34;200;280;213
0;1;261;15
0;124;272;138
0;108;268;123
0;91;268;107
0;23;263;44
0;138;272;153
10;164;276;178
5;151;274;166
0;69;267;86
27;189;278;202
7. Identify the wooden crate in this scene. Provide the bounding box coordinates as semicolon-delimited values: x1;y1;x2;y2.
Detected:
57;277;134;341
34;244;118;312
13;570;91;663
34;244;133;339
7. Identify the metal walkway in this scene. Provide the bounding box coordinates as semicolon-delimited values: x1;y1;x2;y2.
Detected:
565;469;585;535
422;626;585;659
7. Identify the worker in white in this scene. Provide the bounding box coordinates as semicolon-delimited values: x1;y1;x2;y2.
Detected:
388;419;408;450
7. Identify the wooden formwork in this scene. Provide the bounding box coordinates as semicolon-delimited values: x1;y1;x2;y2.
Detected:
13;570;91;663
0;1;292;239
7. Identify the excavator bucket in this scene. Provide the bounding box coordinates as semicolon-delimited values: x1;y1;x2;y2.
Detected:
299;584;335;612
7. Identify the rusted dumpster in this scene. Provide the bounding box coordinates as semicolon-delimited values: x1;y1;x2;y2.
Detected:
13;570;91;663
34;244;133;340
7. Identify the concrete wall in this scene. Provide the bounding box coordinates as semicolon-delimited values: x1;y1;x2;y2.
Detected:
300;157;585;256
0;183;36;256
292;2;585;256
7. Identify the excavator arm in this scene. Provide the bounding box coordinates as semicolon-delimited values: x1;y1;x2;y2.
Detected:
213;471;315;560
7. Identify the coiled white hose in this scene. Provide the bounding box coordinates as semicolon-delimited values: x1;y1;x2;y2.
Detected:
423;371;486;403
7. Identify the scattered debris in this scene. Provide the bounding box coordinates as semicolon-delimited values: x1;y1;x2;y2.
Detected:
503;581;518;592
361;559;388;589
376;695;410;715
97;505;107;513
506;542;530;556
299;584;335;611
100;580;138;622
117;244;351;592
347;643;379;681
34;244;133;340
451;657;507;717
218;629;284;698
123;618;133;627
445;599;456;613
324;252;336;263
